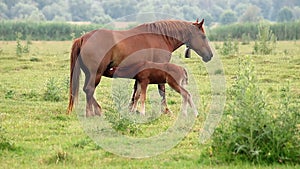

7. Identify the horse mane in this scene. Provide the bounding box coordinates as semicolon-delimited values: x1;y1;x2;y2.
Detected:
135;20;194;41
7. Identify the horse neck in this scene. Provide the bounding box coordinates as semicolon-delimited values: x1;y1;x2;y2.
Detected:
136;21;191;51
157;27;190;52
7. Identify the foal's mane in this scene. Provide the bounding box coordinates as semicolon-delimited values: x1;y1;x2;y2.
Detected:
135;20;195;41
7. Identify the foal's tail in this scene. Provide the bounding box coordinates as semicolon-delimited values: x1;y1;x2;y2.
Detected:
67;38;82;114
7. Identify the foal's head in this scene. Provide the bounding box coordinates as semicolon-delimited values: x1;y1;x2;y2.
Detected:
187;19;213;62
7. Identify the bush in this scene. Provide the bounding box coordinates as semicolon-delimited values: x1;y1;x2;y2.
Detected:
208;21;300;41
15;32;30;57
207;56;300;164
218;35;239;56
43;77;68;102
253;23;277;55
0;21;109;41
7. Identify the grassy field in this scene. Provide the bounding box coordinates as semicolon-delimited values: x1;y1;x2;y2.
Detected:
0;40;299;168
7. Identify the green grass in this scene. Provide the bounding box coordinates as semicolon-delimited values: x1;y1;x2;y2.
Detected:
0;40;299;168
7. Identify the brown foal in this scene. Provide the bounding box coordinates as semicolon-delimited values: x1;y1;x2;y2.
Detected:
104;61;198;116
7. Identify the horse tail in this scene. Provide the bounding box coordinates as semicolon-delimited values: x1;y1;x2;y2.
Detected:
67;38;82;114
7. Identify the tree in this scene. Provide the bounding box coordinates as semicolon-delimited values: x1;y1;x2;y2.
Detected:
220;10;237;25
0;2;8;19
103;0;137;19
11;3;40;19
239;5;262;22
293;7;300;20
42;2;71;21
27;10;46;21
277;7;294;22
69;0;93;21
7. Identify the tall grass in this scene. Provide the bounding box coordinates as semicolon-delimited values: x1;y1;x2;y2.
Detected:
0;21;108;41
206;56;300;164
209;21;300;41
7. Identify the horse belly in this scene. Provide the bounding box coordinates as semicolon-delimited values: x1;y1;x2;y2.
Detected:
148;72;166;84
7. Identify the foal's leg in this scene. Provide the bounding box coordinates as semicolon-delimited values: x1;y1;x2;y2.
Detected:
158;84;171;114
130;82;141;112
139;81;149;116
167;79;196;116
129;80;138;110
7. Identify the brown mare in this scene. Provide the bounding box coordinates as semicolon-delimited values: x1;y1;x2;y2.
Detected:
67;19;213;117
104;61;199;116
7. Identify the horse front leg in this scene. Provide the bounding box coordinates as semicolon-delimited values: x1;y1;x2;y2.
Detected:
129;80;138;111
158;84;171;114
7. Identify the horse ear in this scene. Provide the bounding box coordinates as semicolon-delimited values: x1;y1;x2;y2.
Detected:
193;18;199;26
199;19;204;27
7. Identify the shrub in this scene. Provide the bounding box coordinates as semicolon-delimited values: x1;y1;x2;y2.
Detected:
219;35;239;56
0;126;16;152
43;77;66;102
253;23;277;55
15;32;30;57
207;56;300;164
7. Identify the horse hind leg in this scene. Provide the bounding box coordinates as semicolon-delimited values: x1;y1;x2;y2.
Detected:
158;84;171;114
83;72;102;117
129;80;138;111
92;73;102;116
167;79;192;116
130;82;141;113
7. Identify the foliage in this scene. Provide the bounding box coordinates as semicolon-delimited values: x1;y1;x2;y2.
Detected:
277;7;294;22
0;40;299;168
0;125;16;153
218;35;239;56
239;5;263;23
15;32;30;57
209;21;300;41
220;10;237;25
1;0;300;24
0;21;107;41
241;33;251;45
253;23;277;55
208;57;300;164
43;77;68;102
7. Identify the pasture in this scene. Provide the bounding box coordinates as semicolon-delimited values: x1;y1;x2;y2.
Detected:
0;40;299;168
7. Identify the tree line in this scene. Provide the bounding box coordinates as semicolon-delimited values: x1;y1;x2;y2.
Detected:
1;20;299;41
0;0;300;25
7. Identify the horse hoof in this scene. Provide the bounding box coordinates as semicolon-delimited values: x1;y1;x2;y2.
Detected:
162;108;172;114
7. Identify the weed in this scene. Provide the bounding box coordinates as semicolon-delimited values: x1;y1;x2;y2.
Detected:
21;90;39;100
207;56;300;164
241;33;251;45
0;126;16;152
5;90;15;99
104;81;141;135
30;57;40;62
43;77;62;102
16;32;23;57
15;32;31;57
219;35;239;56
253;23;277;55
